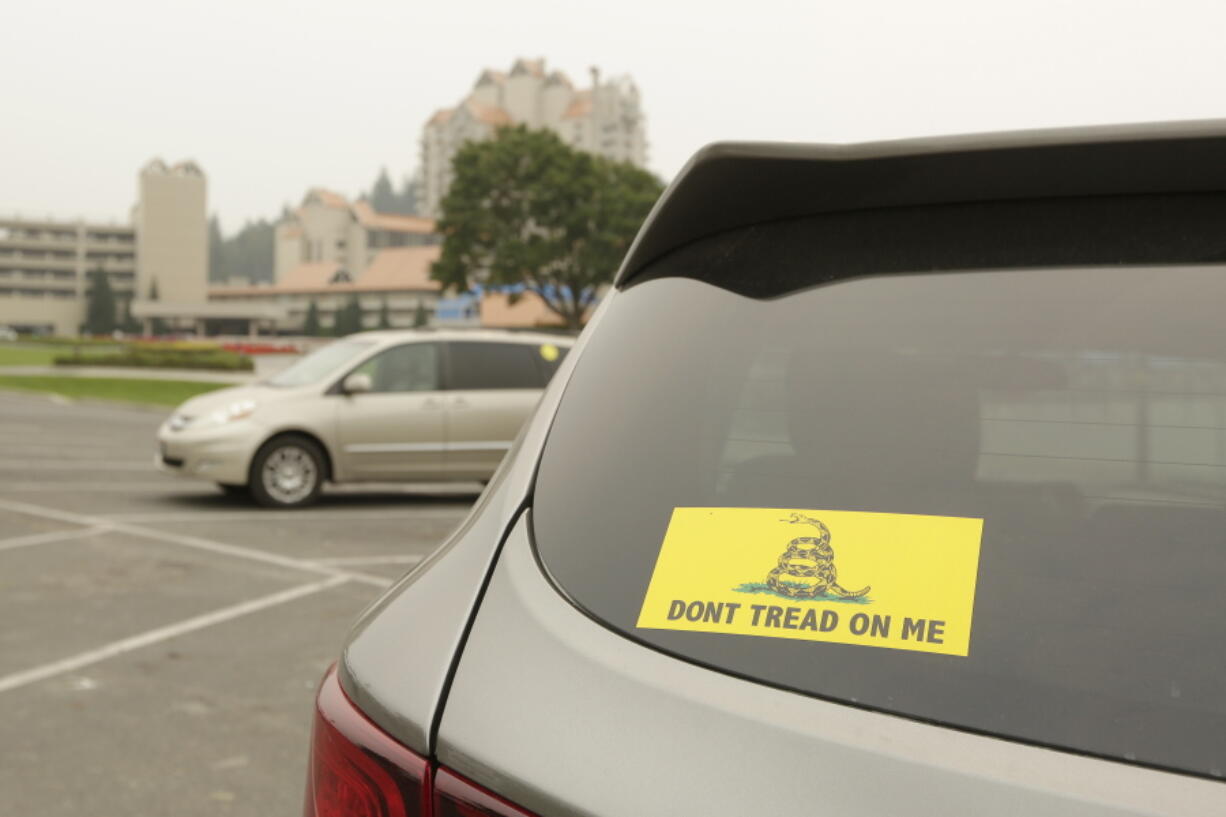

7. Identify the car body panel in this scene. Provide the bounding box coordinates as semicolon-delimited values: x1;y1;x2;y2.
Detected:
334;389;447;479
436;513;1226;817
337;306;604;754
443;389;539;479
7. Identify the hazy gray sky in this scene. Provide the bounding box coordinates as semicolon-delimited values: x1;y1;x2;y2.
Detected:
4;0;1225;232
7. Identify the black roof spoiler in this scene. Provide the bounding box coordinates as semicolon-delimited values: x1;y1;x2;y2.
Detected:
614;119;1226;287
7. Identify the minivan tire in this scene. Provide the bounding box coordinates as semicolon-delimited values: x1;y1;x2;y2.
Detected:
249;434;326;509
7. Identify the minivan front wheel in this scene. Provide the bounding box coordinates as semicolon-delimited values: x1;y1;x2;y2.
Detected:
250;435;325;508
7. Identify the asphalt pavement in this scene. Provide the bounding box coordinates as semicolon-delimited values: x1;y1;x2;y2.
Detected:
0;390;479;815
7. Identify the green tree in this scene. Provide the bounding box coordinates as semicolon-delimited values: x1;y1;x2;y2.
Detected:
432;126;662;331
208;215;225;281
366;170;420;215
377;298;392;329
84;268;117;335
333;294;364;336
207;217;277;284
119;295;141;334
303;299;322;336
370;168;398;214
396;175;421;215
147;277;169;335
412;300;429;328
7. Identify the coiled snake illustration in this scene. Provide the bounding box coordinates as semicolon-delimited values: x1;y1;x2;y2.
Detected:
766;513;871;599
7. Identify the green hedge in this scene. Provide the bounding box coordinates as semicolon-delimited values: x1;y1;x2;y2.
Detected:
17;336;124;347
53;348;254;372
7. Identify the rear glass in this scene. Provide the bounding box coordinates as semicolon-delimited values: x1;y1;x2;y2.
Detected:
533;221;1226;779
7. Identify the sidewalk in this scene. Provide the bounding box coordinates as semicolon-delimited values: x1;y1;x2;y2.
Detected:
0;365;254;384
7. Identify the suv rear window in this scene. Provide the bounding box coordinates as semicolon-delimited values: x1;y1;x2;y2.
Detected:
533;205;1226;780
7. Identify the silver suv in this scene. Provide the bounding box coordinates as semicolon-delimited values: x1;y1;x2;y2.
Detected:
304;124;1226;817
156;329;570;507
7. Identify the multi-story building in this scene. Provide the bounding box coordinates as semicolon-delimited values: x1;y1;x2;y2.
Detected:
274;188;439;281
202;189;445;334
0;158;211;336
209;245;445;333
0;215;137;335
133;159;207;305
421;58;648;216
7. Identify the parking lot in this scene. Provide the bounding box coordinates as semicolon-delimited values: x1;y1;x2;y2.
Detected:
0;390;478;815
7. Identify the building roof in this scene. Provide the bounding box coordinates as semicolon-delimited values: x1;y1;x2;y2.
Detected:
305;188;350;209
476;69;508;86
479;291;568;328
510;58;546;78
209;247;442;297
562;91;592;120
356;246;442;291
464;98;512;127
278;261;344;289
351;200;436;234
427;108;454;126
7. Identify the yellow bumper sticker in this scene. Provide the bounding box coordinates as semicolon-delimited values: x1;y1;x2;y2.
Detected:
636;507;984;657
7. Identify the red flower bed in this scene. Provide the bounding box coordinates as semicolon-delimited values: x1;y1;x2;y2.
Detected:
220;342;299;355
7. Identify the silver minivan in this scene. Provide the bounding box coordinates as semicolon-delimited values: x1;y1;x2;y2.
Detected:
303;123;1226;817
156;329;570;507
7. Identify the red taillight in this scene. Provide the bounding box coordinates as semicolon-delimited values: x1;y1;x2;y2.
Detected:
304;666;539;817
305;665;431;817
434;769;537;817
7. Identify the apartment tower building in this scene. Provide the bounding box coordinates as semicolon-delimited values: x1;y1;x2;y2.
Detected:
421;58;648;216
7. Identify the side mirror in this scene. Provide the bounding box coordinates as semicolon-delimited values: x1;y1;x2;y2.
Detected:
342;373;373;395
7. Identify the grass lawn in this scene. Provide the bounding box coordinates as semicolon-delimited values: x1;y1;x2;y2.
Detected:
0;344;59;366
0;375;227;406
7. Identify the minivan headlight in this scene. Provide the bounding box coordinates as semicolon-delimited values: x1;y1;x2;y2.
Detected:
205;399;258;426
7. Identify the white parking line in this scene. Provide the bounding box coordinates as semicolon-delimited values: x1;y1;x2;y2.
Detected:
0;482;210;492
0;576;348;695
106;510;467;523
312;554;425;566
0;498;394;590
0;525;112;554
0;460;152;471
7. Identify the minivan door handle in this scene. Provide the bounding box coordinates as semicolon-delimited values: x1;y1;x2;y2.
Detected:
450;396;469;409
422;397;444;410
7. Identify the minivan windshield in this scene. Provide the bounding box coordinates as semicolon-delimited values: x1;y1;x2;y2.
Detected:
265;339;374;387
534;217;1226;780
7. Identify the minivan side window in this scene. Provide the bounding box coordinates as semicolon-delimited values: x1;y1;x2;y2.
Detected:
447;342;543;390
350;343;439;393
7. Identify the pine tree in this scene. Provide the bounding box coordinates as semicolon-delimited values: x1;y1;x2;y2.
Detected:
378;298;392;329
303;299;321;336
334;294;364;336
396;175;421;215
85;268;117;335
119;296;141;334
208;215;225;281
147;277;169;335
370;168;397;213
